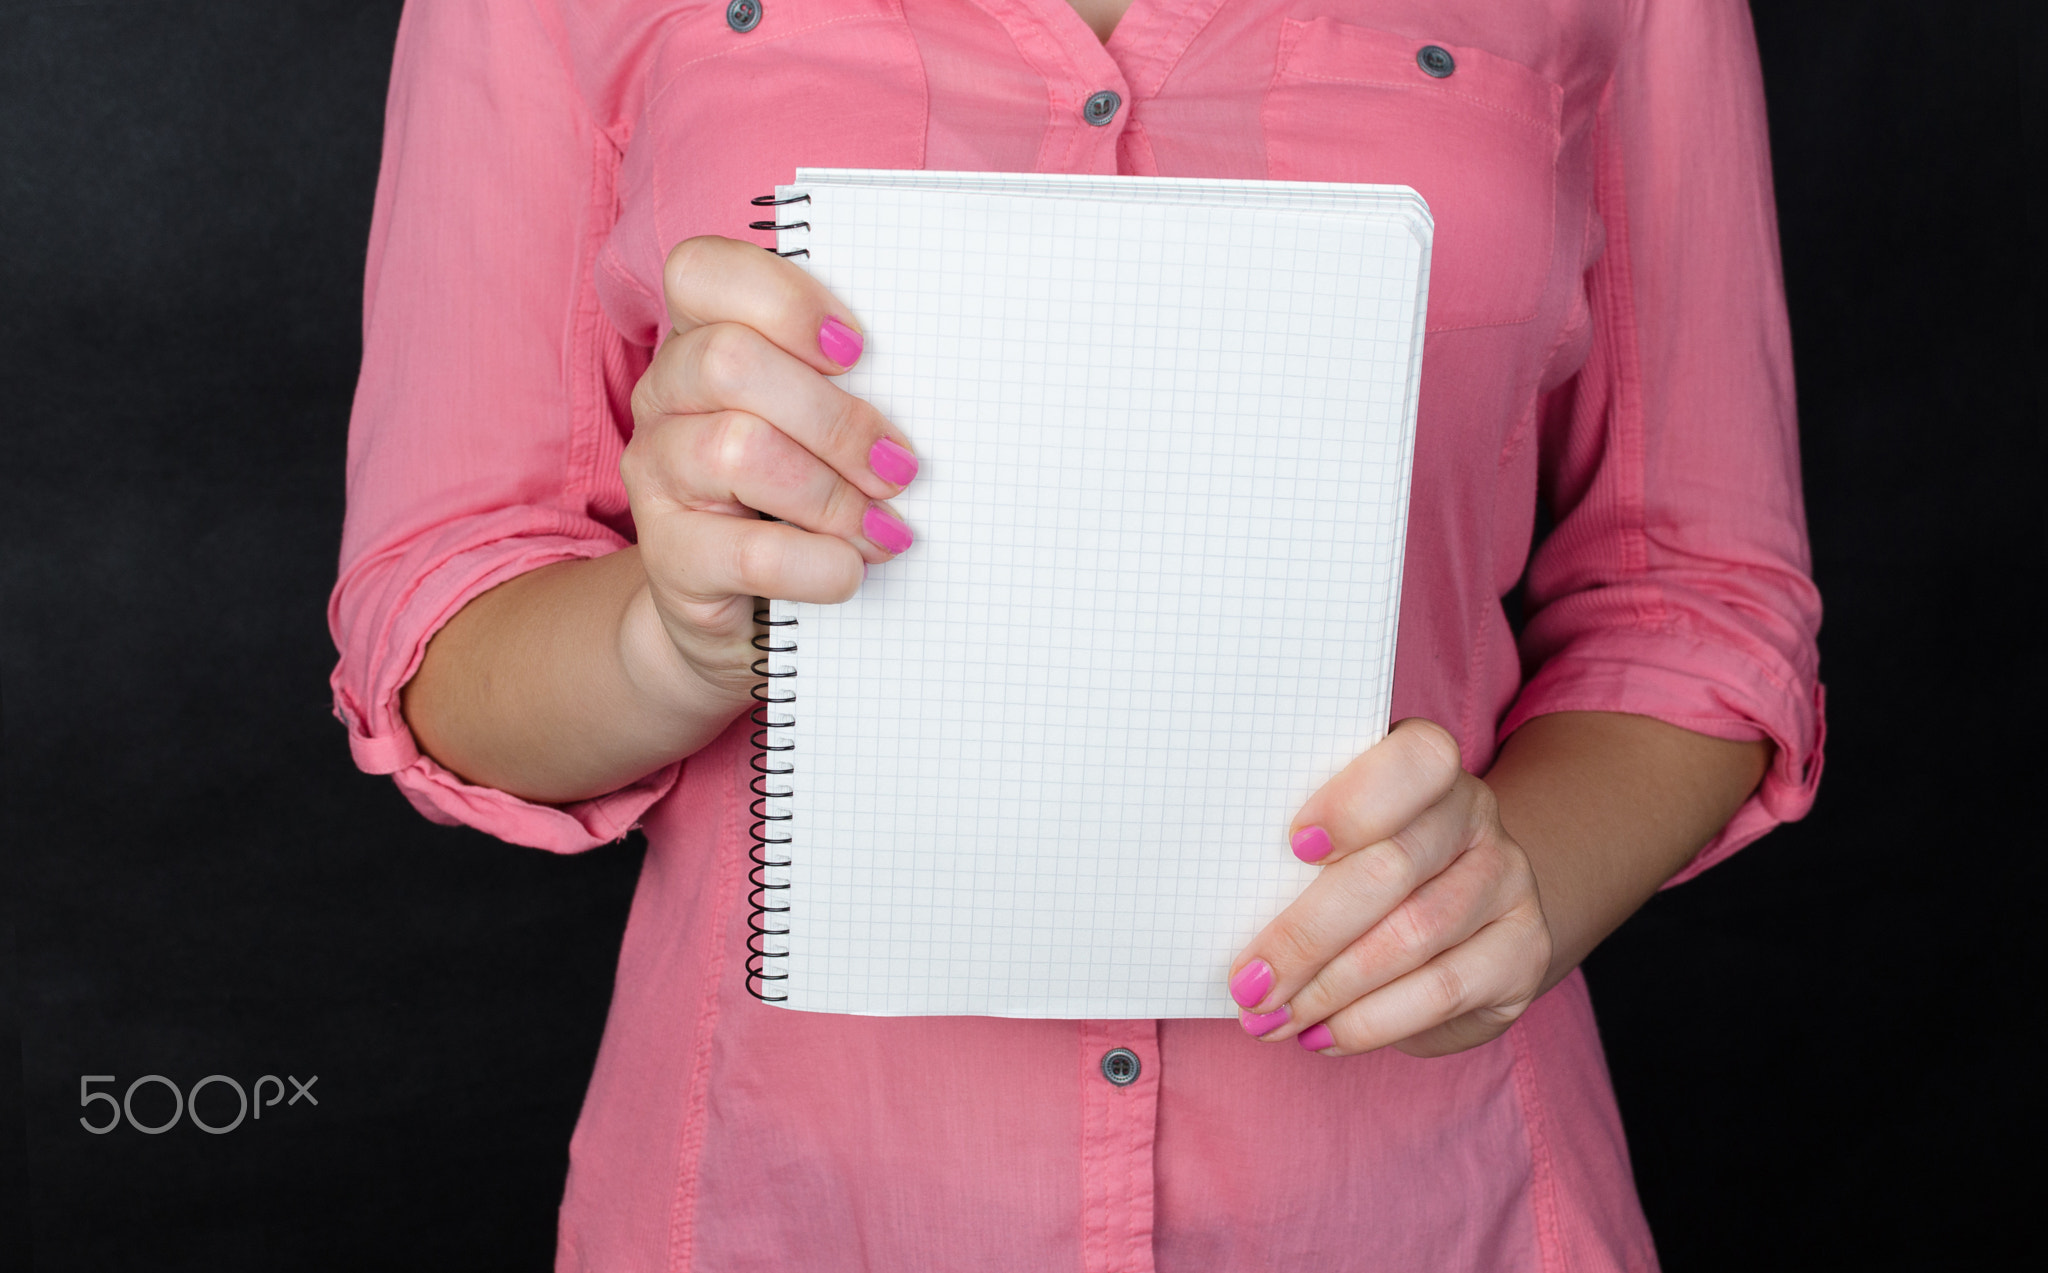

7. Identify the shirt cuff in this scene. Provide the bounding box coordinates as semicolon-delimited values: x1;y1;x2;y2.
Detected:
330;529;681;854
1498;631;1825;886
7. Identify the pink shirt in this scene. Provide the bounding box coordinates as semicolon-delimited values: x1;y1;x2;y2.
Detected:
331;1;1825;1268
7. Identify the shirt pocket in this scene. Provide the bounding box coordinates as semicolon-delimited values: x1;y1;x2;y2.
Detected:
641;0;928;252
1263;18;1561;331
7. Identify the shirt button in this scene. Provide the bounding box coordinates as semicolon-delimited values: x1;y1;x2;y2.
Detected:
726;0;762;33
1083;90;1122;126
1417;45;1455;78
1100;1047;1141;1086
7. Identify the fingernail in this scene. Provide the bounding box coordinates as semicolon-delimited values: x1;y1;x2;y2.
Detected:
819;315;863;367
1297;1023;1335;1052
869;436;919;486
1228;959;1274;1009
1291;825;1333;863
863;505;913;555
1240;1005;1290;1038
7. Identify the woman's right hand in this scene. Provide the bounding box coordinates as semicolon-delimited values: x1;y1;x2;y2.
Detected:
399;236;917;803
621;235;920;703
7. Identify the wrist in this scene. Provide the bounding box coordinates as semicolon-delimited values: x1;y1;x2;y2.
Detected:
1487;711;1771;994
616;579;752;726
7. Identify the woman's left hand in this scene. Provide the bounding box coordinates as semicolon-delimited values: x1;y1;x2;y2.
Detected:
1227;718;1555;1058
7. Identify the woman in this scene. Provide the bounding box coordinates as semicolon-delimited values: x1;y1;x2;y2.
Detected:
331;0;1823;1267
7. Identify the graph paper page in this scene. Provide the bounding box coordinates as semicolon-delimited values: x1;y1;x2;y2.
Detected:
761;176;1429;1017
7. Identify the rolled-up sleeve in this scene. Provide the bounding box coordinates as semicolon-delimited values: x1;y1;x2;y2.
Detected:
1500;0;1825;882
328;0;676;852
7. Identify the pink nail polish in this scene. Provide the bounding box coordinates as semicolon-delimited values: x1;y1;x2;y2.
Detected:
863;505;914;555
869;436;919;486
819;315;863;367
1291;825;1333;863
1228;960;1273;1009
1240;1005;1289;1038
1297;1023;1335;1052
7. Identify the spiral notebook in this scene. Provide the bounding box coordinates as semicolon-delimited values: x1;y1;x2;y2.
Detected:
749;170;1432;1018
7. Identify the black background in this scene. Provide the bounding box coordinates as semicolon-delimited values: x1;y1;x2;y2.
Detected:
1;2;2034;1268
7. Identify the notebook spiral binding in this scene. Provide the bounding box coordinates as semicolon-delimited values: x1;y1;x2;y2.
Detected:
747;606;797;1002
749;191;812;259
743;189;811;1001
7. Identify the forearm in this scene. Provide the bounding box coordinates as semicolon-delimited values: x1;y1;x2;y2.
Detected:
400;548;752;804
1485;711;1771;995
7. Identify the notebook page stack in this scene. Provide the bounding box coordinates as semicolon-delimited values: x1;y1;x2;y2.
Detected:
753;170;1431;1018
